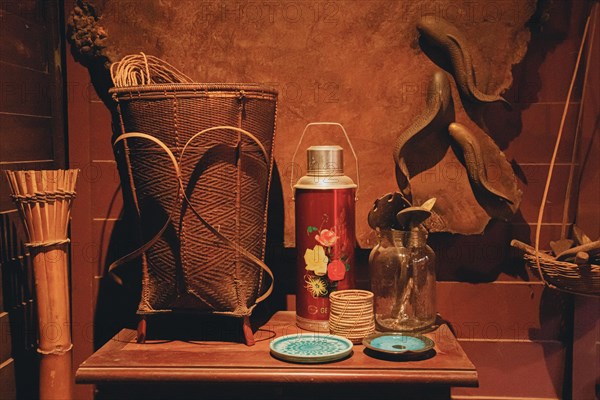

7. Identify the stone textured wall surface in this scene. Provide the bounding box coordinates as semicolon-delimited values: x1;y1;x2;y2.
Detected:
83;0;536;247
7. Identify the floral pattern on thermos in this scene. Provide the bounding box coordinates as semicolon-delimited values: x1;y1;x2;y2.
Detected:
296;188;356;324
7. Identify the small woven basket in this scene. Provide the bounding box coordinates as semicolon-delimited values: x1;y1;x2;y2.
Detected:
524;254;600;296
329;290;375;343
109;54;278;318
514;10;600;298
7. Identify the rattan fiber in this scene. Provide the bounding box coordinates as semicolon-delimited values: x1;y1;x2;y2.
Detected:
329;290;376;343
524;254;600;296
111;83;278;317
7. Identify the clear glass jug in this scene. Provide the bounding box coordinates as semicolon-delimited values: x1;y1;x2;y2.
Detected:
368;229;436;332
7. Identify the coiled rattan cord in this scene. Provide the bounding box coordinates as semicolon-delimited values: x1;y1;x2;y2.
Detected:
110;52;194;87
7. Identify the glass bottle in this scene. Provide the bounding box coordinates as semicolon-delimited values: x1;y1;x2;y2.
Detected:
368;229;436;332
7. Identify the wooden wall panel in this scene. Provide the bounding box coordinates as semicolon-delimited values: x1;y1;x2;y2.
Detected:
0;11;48;72
0;358;17;400
0;0;65;211
0;312;11;366
0;63;52;116
0;212;38;399
66;55;97;400
517;164;572;224
0;1;44;24
89;102;115;161
501;103;579;163
508;1;586;104
514;42;584;104
0;1;67;398
0;115;54;162
453;341;566;399
437;282;566;342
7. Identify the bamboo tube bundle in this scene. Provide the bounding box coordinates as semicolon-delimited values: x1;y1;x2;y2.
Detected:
4;169;78;398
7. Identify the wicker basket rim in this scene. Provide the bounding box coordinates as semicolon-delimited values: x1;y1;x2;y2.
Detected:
109;83;278;97
330;289;374;300
523;256;600;296
524;254;600;271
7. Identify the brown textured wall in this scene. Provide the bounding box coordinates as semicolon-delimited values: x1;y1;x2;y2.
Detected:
80;0;538;246
64;1;598;400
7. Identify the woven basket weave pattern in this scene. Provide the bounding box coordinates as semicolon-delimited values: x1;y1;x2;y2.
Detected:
112;84;277;316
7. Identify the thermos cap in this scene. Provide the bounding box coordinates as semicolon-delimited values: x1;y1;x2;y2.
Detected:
307;145;343;176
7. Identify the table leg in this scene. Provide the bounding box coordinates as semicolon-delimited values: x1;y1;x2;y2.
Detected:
242;316;255;346
137;315;147;343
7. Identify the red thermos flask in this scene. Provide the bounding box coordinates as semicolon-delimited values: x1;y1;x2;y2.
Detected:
292;123;358;331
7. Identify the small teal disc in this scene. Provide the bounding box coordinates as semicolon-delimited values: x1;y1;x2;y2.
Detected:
363;332;434;355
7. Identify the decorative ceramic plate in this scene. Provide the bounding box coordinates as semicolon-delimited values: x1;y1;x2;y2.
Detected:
270;333;353;364
362;332;435;355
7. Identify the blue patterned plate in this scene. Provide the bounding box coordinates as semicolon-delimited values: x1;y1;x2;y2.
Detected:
270;333;353;363
362;332;434;355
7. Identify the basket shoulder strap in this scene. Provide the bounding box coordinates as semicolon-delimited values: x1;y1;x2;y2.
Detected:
107;222;168;285
108;132;181;284
109;129;274;305
180;125;269;163
180;126;273;304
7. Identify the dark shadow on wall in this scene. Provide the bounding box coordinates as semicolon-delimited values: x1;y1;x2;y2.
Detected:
264;163;288;302
425;0;584;283
93;130;147;348
483;0;576;151
93;155;288;348
430;214;531;282
0;214;40;399
253;162;289;326
538;287;574;400
93;193;142;349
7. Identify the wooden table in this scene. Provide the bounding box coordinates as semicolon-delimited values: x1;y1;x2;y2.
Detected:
77;311;477;399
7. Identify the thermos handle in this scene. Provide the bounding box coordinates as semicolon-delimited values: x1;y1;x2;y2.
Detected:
290;122;360;201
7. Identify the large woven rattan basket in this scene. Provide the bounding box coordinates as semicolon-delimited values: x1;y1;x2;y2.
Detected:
110;83;278;338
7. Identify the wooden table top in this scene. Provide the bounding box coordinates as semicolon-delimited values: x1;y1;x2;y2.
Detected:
76;311;478;388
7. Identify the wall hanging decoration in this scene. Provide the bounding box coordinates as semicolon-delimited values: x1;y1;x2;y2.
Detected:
416;16;511;107
5;169;78;400
108;53;277;345
395;30;523;234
